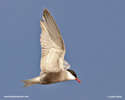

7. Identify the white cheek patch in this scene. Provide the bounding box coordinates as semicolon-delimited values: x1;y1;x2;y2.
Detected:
67;71;75;80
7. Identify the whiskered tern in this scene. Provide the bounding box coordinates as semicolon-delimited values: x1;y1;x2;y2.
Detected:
22;8;81;87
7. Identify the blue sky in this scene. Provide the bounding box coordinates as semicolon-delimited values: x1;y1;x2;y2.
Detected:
0;0;125;100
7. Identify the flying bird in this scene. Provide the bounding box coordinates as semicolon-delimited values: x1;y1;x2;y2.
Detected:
22;8;81;87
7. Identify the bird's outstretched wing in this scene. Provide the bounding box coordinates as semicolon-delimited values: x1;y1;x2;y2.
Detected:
40;8;65;73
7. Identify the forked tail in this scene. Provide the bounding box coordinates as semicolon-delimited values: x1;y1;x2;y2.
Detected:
22;76;41;87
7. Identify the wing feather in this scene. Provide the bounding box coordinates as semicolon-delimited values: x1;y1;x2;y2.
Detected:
63;60;71;69
40;8;65;73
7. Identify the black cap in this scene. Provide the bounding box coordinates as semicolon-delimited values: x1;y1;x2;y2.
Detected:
67;69;77;78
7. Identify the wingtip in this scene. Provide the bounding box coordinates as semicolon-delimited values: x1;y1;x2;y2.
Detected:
43;8;48;13
44;8;47;11
42;8;51;21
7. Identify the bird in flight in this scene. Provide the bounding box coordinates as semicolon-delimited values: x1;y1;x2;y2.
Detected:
22;8;81;87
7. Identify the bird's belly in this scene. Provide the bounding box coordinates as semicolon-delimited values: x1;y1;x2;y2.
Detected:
40;71;66;84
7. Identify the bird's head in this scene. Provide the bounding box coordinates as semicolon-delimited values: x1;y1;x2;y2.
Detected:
67;69;81;83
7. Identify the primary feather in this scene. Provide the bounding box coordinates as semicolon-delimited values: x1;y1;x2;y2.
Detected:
40;8;66;73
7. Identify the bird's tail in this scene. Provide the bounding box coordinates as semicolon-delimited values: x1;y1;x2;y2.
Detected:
22;76;41;87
